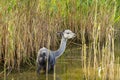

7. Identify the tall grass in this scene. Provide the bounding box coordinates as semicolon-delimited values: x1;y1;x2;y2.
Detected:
0;0;120;80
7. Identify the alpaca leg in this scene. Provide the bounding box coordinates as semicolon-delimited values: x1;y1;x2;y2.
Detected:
51;64;54;71
43;64;51;73
48;65;54;74
47;64;54;74
43;66;46;72
37;64;41;74
51;57;55;71
48;64;51;71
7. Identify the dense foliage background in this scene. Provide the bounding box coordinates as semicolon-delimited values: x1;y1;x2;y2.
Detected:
0;0;120;73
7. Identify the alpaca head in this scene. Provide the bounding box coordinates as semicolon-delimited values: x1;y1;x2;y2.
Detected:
59;29;76;39
63;29;76;39
57;29;76;39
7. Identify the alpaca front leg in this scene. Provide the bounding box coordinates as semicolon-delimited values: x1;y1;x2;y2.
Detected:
43;64;51;73
51;64;54;71
48;64;51;71
43;66;46;73
37;64;41;74
48;64;52;73
48;64;54;73
51;57;55;71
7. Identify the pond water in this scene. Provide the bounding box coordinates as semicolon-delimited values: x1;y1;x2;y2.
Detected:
0;48;86;80
6;60;84;80
0;45;120;80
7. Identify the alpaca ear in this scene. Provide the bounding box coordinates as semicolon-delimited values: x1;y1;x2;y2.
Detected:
56;31;63;36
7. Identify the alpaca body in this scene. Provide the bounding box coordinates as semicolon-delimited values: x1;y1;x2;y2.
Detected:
36;30;75;74
36;37;67;73
36;47;55;74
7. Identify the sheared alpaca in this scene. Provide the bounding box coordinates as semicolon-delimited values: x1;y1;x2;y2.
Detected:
36;29;76;74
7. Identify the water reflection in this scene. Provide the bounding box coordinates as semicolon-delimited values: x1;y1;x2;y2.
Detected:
1;47;120;80
36;72;61;80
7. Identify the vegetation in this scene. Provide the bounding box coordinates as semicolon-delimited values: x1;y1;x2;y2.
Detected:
0;0;120;80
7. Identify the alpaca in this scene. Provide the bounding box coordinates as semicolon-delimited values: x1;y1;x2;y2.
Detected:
36;29;76;74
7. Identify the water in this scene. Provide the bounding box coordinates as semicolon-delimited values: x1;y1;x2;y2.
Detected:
1;60;84;80
0;46;120;80
0;48;85;80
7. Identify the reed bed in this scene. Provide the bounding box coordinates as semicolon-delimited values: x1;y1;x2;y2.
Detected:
0;0;120;80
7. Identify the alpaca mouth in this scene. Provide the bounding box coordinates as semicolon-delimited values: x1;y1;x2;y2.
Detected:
73;34;76;38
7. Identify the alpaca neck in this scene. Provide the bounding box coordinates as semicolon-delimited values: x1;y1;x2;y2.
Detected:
54;36;67;59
